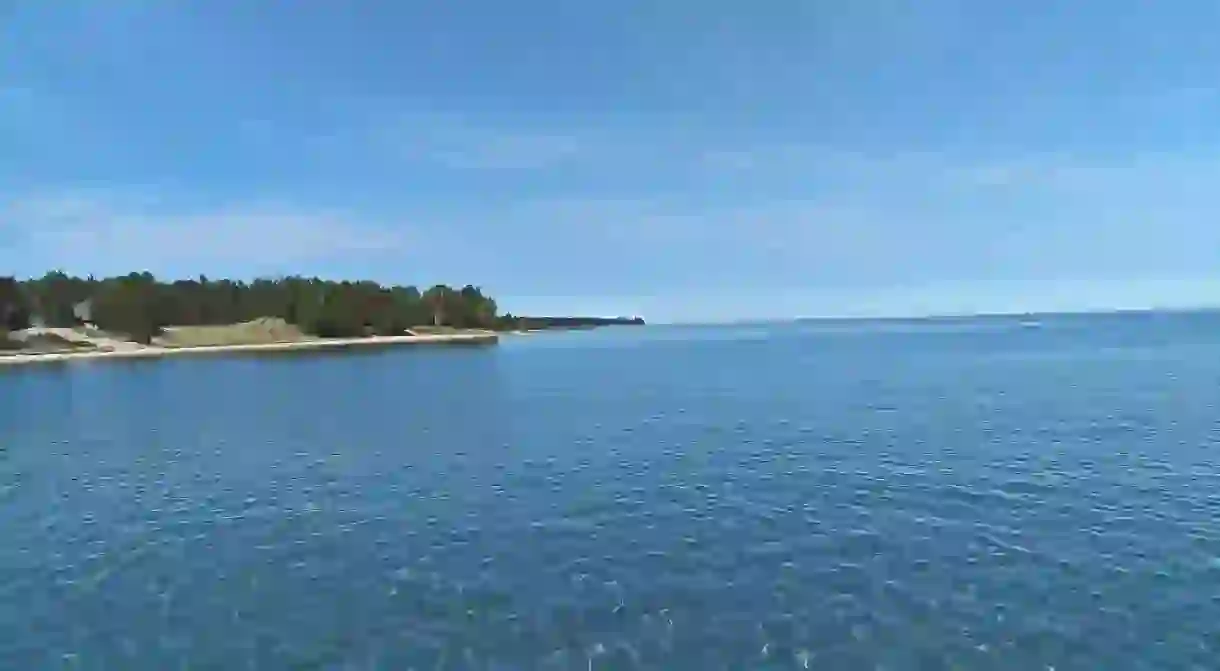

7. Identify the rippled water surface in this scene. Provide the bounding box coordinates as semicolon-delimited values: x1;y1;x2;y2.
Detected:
4;313;1220;669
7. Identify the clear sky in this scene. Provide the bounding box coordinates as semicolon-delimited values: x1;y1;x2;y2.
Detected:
4;0;1220;322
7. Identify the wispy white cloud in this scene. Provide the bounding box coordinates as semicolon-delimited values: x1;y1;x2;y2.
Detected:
1;191;405;278
694;142;1220;205
10;136;1220;319
456;143;1220;306
311;92;1220;188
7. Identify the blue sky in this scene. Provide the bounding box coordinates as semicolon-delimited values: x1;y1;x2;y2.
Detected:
4;0;1220;322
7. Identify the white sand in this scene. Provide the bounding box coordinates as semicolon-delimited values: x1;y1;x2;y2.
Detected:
0;332;498;367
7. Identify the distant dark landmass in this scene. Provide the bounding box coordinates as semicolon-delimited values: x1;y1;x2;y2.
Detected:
1;271;645;354
511;316;646;330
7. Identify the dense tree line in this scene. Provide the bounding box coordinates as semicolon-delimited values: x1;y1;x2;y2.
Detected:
514;316;646;329
0;278;27;349
1;271;501;344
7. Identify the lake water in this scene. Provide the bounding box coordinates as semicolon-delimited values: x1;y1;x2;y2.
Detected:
3;313;1220;669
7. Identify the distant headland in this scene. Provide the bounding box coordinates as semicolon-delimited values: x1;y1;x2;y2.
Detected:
512;315;647;330
0;272;645;366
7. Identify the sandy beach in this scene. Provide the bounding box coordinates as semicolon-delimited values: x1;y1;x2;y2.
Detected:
0;331;498;367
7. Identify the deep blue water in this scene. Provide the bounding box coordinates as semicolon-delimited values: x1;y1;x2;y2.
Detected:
3;313;1220;669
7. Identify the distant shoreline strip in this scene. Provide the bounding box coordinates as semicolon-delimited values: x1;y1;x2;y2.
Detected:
0;332;499;367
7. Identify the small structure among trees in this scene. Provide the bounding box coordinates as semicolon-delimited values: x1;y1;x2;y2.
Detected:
5;272;503;343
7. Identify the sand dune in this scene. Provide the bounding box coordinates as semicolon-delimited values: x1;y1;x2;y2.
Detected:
0;323;497;367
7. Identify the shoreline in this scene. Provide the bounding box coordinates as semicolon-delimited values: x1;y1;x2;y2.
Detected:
0;332;498;367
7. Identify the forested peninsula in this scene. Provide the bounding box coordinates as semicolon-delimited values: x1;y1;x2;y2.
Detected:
0;272;644;361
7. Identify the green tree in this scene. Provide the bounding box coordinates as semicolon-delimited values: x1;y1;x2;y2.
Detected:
10;271;511;340
0;277;31;331
91;273;162;343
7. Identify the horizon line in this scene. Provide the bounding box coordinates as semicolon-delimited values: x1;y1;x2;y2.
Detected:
653;304;1220;327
